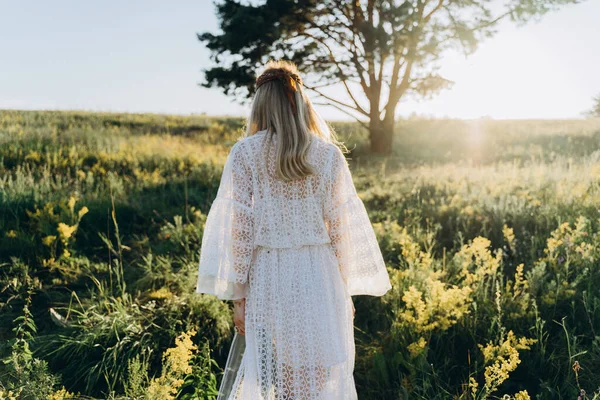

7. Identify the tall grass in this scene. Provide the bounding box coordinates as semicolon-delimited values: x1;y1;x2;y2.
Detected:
1;110;600;399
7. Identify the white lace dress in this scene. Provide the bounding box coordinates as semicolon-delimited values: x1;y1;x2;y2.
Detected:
196;130;391;400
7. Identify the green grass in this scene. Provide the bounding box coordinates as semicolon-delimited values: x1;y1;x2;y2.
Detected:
1;110;600;399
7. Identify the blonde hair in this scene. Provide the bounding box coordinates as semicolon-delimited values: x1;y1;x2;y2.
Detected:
246;60;343;181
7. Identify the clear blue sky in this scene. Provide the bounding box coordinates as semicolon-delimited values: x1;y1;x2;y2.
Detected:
0;0;598;120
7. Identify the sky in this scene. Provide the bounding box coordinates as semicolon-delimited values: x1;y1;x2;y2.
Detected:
0;0;598;120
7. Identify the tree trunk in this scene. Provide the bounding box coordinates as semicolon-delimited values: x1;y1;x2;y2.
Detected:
369;117;394;154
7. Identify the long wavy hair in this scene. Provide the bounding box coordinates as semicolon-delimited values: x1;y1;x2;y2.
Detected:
246;60;343;181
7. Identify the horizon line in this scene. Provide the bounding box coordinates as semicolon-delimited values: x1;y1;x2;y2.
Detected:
0;107;593;123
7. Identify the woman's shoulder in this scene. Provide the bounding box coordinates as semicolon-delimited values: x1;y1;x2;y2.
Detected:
239;130;271;145
227;132;271;169
306;134;341;154
318;140;346;164
230;132;266;154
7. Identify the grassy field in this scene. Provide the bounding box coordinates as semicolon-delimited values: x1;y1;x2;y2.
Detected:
1;110;600;399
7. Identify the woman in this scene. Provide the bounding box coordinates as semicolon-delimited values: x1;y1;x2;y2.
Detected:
196;60;392;399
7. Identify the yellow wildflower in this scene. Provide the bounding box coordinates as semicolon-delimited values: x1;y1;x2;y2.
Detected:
468;377;478;398
43;257;56;268
514;390;531;400
479;331;536;393
456;236;502;288
78;206;89;218
0;388;21;400
546;237;563;255
512;264;528;296
149;287;173;300
407;337;427;359
502;224;515;248
42;235;57;247
47;387;76;399
25;151;41;162
147;329;198;399
6;230;17;238
67;196;77;213
57;223;76;241
163;329;198;375
400;279;471;333
398;227;434;271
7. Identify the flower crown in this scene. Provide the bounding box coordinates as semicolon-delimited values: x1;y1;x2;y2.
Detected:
256;68;303;115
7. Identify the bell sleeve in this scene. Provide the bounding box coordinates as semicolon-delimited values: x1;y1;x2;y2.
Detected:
196;142;254;300
324;145;392;297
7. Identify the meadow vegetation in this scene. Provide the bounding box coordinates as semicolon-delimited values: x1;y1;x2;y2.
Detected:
1;110;600;399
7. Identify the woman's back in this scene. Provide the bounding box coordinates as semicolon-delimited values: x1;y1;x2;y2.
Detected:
233;130;341;249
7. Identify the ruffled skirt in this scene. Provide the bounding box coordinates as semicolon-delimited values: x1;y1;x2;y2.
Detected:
220;243;357;400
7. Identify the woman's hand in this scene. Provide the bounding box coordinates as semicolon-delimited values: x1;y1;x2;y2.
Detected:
233;298;246;335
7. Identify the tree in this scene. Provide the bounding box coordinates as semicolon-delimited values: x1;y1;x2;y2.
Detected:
199;0;582;153
587;94;600;117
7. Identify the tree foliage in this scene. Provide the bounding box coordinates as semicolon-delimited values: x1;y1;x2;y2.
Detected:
587;93;600;117
199;0;582;152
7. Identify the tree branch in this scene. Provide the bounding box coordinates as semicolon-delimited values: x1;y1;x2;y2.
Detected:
314;102;369;129
439;7;513;49
424;0;445;23
300;30;369;115
305;84;370;117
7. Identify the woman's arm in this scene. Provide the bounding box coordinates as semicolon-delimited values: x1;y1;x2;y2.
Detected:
196;142;255;300
324;145;392;297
